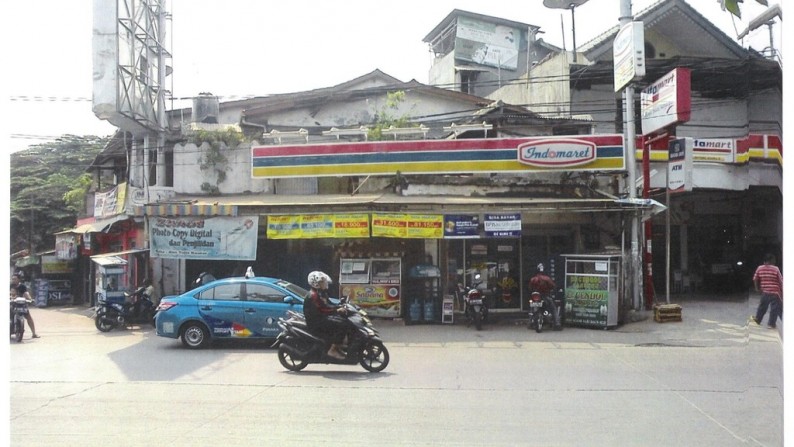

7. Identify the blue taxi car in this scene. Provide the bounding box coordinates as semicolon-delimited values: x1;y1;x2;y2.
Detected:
155;276;306;349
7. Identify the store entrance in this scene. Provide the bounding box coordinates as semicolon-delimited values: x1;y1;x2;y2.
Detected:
445;238;521;311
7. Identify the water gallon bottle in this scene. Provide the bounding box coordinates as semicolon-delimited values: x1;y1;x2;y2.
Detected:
409;300;421;322
424;300;434;322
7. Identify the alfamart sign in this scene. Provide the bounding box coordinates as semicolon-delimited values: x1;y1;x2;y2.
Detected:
252;135;625;178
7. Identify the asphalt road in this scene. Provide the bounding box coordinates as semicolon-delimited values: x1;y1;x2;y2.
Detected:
8;294;784;446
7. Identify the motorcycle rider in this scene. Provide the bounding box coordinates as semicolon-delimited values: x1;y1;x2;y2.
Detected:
529;263;561;331
131;278;155;317
11;274;38;338
303;271;348;360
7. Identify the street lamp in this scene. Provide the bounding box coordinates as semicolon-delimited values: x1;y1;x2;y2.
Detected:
543;0;590;63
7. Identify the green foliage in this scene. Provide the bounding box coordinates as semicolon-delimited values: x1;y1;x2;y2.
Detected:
10;135;108;253
187;128;245;191
368;91;414;141
721;0;768;19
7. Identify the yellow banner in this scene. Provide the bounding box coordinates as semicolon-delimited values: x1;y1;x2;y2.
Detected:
267;214;369;239
371;213;407;238
372;213;443;239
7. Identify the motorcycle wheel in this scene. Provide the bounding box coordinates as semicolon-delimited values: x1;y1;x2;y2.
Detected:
14;319;24;342
95;311;114;332
535;313;544;333
473;309;482;330
278;344;308;371
181;322;209;349
359;341;389;373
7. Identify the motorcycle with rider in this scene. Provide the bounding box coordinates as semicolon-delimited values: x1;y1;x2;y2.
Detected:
528;263;562;332
273;271;390;372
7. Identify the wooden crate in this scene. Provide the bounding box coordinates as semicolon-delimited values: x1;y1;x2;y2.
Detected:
654;304;682;323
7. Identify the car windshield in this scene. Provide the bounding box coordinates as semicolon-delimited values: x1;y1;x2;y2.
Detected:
275;280;308;299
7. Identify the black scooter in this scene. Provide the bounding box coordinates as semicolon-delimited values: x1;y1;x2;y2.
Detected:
272;297;390;373
94;286;156;332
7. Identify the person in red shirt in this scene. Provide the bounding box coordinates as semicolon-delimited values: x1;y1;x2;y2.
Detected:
529;263;561;330
751;254;783;329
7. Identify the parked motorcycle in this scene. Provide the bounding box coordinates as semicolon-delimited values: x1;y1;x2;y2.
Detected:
461;274;488;330
94;286;157;332
527;291;559;333
10;297;31;342
272;297;390;373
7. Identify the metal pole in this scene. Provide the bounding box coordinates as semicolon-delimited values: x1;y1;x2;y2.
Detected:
665;169;671;304
571;6;577;63
620;0;641;310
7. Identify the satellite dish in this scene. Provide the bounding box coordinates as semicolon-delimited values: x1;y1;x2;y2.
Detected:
543;0;591;62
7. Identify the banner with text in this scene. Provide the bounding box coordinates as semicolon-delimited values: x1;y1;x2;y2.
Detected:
484;213;521;237
149;216;258;260
443;214;480;238
372;213;444;239
267;214;370;239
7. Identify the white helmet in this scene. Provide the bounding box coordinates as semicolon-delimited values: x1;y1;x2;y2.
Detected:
307;271;329;289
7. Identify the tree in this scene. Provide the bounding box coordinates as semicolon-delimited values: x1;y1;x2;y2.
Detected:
720;0;768;19
10;135;108;254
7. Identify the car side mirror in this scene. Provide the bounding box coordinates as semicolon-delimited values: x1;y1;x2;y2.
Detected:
283;296;296;304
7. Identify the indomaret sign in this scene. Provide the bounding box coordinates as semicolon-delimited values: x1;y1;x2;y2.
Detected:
252;135;625;178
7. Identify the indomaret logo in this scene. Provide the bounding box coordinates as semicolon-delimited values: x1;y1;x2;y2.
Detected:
517;139;597;168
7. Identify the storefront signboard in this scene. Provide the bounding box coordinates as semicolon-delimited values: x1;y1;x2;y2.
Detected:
484;213;521;237
252;135;625;178
564;275;610;327
443;215;479;238
267;214;369;239
149;216;258;260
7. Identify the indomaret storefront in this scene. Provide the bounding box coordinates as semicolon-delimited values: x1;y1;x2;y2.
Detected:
139;135;668;329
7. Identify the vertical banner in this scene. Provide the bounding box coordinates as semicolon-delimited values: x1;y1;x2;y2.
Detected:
667;137;693;193
444;215;480;238
484;213;521;237
150;216;259;260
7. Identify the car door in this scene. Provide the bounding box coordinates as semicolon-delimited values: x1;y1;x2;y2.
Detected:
195;283;248;339
243;282;301;337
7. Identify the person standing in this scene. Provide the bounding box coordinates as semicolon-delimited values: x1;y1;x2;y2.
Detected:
751;254;783;329
11;274;39;338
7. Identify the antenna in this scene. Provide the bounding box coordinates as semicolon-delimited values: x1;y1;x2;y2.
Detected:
543;0;591;63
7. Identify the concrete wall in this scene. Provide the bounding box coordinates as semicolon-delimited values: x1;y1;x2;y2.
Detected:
173;140;272;195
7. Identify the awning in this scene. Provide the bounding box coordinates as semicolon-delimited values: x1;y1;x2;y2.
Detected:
56;215;131;234
90;248;148;266
131;203;238;217
136;193;667;218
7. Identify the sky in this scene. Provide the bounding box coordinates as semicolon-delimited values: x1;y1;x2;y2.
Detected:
0;0;784;154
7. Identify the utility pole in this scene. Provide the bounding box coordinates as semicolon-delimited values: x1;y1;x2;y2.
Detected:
619;0;642;310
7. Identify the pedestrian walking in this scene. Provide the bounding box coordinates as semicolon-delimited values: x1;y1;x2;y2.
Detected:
751;253;783;329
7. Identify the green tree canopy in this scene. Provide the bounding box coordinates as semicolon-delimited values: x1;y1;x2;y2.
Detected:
10;135;109;254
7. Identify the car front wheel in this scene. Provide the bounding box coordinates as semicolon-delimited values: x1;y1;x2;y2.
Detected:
181;322;209;349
